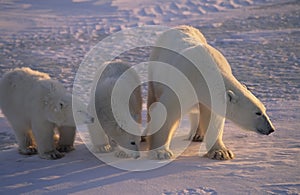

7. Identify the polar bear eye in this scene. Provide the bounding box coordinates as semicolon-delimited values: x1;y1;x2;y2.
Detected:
242;83;251;91
255;112;262;116
59;102;64;109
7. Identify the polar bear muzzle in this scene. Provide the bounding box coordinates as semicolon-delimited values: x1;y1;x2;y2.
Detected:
255;113;275;135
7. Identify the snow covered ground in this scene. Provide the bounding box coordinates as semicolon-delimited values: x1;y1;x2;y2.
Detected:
0;0;299;194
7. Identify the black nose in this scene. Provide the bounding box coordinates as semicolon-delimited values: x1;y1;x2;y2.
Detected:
267;128;275;135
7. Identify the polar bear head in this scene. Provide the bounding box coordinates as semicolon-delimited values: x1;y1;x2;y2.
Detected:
225;78;275;135
109;128;141;159
96;106;141;159
42;81;93;127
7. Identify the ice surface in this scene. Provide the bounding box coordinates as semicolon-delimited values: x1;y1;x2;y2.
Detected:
0;0;299;194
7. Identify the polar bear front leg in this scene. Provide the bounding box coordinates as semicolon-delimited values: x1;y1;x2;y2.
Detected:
201;104;234;160
148;93;181;160
114;146;140;159
149;120;180;160
56;126;76;153
87;122;113;153
32;121;64;160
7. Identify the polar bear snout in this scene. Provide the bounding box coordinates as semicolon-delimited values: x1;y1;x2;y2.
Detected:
256;114;275;135
257;127;274;135
268;128;275;135
83;115;94;124
131;151;141;159
265;124;275;135
77;110;94;124
75;110;95;125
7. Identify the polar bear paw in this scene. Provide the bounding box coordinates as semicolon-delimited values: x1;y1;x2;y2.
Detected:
93;144;113;153
57;145;75;153
150;149;174;160
115;150;140;159
115;150;131;158
205;148;234;160
18;146;38;155
40;150;65;160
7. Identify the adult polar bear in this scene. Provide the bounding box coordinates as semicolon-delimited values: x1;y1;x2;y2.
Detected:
147;25;275;160
0;67;93;159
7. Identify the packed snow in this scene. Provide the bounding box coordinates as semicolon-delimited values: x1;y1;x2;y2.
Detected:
0;0;299;194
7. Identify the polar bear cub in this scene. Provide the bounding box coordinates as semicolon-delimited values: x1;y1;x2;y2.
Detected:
147;25;275;160
0;67;93;159
88;60;142;159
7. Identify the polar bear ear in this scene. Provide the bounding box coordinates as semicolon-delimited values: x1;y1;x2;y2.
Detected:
227;90;239;104
48;82;57;94
41;81;57;93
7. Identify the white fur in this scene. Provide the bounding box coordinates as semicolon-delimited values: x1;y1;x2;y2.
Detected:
147;25;275;160
88;61;142;159
0;67;92;159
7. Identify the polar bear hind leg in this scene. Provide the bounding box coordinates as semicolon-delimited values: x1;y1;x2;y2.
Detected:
87;122;113;153
148;91;181;160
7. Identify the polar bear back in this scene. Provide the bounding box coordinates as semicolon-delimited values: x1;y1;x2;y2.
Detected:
153;25;207;52
94;61;141;122
0;68;50;117
151;25;232;75
0;67;50;93
0;67;59;124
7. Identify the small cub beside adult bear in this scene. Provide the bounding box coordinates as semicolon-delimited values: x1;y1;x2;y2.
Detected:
88;60;142;159
0;67;93;159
